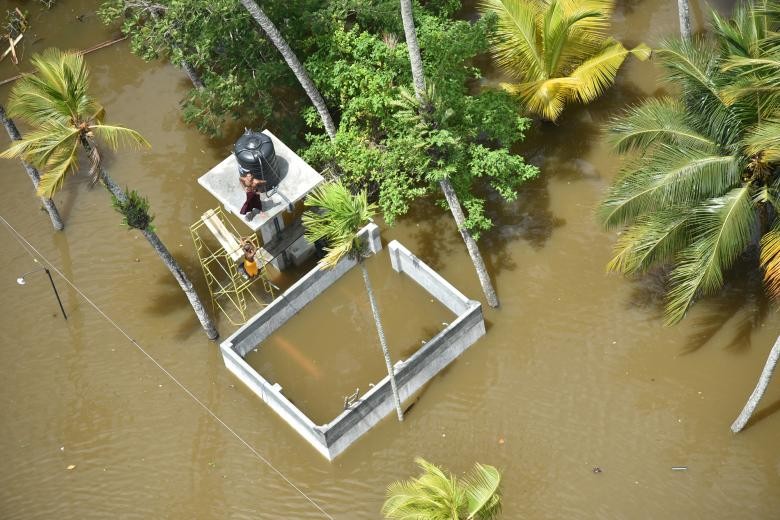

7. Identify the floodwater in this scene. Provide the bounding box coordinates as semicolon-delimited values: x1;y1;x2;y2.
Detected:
0;0;778;519
244;252;453;425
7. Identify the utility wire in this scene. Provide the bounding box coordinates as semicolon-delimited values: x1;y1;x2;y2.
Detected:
0;214;334;520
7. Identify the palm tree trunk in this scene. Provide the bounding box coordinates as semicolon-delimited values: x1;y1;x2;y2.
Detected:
677;0;692;39
398;0;500;308
439;179;500;308
239;0;337;140
400;0;426;103
80;138;219;340
0;105;64;231
181;60;205;89
361;262;404;421
731;335;780;432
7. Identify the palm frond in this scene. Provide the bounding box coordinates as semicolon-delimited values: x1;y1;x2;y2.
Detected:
569;41;650;104
7;49;98;125
665;185;757;325
541;0;603;77
606;210;691;275
383;458;464;520
303;181;376;270
463;463;502;520
502;76;577;121
744;117;780;162
479;0;545;81
90;124;151;151
7;73;74;125
656;37;722;102
36;137;82;197
558;0;613;32
760;218;780;299
0;120;80;169
598;148;741;228
711;3;763;59
607;98;715;154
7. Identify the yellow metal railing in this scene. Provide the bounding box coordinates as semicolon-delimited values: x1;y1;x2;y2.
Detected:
190;207;275;325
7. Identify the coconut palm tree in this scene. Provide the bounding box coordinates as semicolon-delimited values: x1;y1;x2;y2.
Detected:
478;0;650;121
303;181;404;421
239;0;337;140
597;3;779;430
0;49;219;340
399;0;500;308
598;2;779;325
0;104;64;231
382;458;502;520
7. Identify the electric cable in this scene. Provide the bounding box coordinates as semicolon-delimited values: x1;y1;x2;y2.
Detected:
0;213;335;520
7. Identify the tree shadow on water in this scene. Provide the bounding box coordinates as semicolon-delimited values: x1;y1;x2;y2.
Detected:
396;198;462;272
624;258;771;355
743;398;780;430
399;175;563;281
681;268;770;355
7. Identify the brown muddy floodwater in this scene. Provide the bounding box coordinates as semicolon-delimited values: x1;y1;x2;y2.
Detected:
244;252;454;425
0;0;778;519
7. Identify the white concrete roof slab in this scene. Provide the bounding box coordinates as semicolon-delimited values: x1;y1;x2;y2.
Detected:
197;129;325;232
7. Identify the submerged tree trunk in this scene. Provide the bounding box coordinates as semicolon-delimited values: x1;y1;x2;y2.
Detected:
81;138;219;340
398;0;500;308
677;0;692;39
239;0;337;140
439;179;500;308
731;335;780;432
0;105;64;231
361;262;404;421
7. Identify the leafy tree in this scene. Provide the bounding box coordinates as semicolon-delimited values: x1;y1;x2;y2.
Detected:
99;0;317;137
303;181;404;421
0;104;63;230
301;4;538;239
382;458;502;520
479;0;650;121
104;0;539;260
239;0;337;140
398;0;505;307
0;49;219;340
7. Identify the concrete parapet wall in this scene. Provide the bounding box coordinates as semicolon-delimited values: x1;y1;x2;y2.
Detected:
228;222;381;354
388;240;472;315
220;230;485;460
220;344;329;458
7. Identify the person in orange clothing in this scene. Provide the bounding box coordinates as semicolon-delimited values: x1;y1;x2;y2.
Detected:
239;238;259;279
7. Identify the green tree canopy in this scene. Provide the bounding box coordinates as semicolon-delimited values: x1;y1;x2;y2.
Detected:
101;0;538;236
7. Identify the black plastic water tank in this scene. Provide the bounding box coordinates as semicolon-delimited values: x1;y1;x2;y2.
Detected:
233;130;280;190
